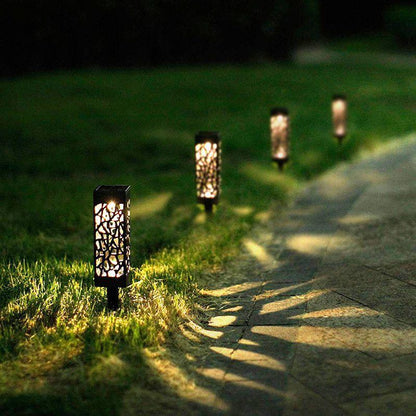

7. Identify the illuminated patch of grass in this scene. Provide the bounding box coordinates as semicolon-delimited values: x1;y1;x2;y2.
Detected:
0;59;415;414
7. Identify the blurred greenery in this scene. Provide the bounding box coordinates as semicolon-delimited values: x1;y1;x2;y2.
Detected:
0;59;415;415
328;33;396;53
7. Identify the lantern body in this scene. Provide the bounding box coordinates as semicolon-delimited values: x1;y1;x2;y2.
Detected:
94;185;130;288
195;131;221;205
270;107;290;165
332;95;347;140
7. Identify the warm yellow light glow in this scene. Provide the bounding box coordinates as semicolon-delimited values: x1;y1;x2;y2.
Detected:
270;113;289;160
94;201;126;278
232;206;254;216
249;325;416;356
210;346;287;373
208;315;238;327
259;281;312;298
332;98;347;137
257;298;307;315
286;234;333;256
186;320;227;340
338;214;379;225
243;238;276;266
107;200;116;212
130;192;172;219
254;210;271;222
201;281;263;297
292;306;380;320
195;141;220;199
233;350;287;371
193;212;207;224
238;339;260;346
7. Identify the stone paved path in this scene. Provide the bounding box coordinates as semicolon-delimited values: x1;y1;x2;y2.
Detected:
293;46;416;68
192;134;416;416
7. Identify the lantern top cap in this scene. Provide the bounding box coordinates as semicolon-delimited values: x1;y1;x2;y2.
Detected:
195;131;220;143
94;185;130;204
270;107;288;116
195;131;220;139
332;94;346;100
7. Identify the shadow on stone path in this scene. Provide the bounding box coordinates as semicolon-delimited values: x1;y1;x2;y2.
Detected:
183;134;416;416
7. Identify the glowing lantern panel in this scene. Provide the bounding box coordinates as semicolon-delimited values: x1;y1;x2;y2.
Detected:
332;95;347;142
195;131;221;210
94;185;130;309
270;107;290;169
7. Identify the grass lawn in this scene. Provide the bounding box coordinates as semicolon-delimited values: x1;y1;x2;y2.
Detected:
0;58;415;415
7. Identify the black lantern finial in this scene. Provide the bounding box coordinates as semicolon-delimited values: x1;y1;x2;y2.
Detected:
195;131;221;213
94;185;131;310
270;107;290;171
332;94;347;144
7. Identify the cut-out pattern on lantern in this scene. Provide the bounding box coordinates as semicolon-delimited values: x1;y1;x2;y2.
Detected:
195;132;221;206
94;185;130;289
270;107;290;169
332;94;347;142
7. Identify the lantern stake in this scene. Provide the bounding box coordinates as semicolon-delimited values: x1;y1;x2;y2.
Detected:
277;159;285;171
204;199;213;214
107;287;119;310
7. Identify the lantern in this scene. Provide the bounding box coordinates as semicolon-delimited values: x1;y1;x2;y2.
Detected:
332;94;347;144
94;185;131;310
195;131;221;213
270;107;290;170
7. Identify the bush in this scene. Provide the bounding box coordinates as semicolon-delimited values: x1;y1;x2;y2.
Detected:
385;4;416;49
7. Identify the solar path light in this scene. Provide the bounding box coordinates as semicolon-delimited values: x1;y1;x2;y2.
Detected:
195;131;221;213
94;185;131;310
270;107;290;171
332;94;347;144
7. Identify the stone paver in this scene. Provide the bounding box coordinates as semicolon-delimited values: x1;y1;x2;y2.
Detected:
193;134;416;415
342;388;416;416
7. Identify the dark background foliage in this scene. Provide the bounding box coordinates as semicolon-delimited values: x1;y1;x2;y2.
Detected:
320;0;391;36
0;0;413;76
